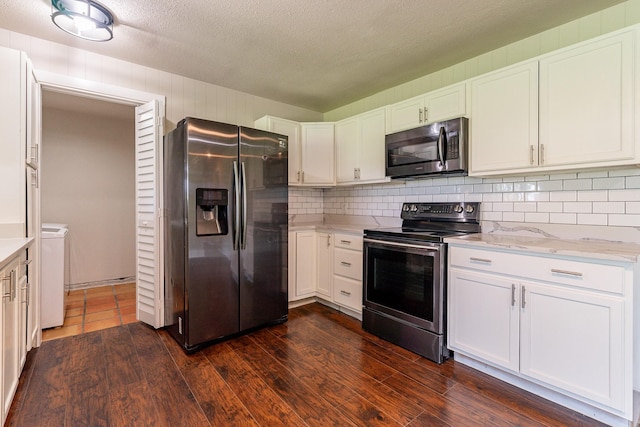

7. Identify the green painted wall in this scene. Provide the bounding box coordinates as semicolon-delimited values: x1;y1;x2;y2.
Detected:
324;0;640;121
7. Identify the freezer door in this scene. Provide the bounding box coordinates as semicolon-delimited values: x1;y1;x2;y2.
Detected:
186;119;240;347
239;127;288;330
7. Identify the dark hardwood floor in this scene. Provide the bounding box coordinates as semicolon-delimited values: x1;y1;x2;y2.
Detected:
6;303;605;426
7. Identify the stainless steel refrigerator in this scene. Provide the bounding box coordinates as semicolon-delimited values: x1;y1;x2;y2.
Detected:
164;117;288;352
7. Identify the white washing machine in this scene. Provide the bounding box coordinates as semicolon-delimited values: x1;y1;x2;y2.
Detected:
41;223;69;329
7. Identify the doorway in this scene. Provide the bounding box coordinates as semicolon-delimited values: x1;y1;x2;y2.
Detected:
40;90;138;340
34;71;166;340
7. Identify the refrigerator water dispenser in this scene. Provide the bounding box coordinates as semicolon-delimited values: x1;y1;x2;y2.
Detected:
195;188;228;236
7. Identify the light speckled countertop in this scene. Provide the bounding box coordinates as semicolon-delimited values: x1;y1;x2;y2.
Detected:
288;223;370;235
445;233;640;263
0;238;33;267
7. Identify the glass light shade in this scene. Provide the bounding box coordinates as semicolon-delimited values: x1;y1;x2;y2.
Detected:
51;0;113;42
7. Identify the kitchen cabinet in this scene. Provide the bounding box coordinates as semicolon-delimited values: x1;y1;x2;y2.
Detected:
290;231;316;300
538;31;634;167
315;232;332;298
335;108;388;185
470;28;638;176
469;61;539;174
332;233;363;314
1;254;20;425
299;123;335;186
0;46;28;236
254;115;301;185
448;244;633;421
386;83;466;134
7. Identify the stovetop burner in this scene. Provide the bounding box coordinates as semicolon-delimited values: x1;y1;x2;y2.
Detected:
364;202;481;242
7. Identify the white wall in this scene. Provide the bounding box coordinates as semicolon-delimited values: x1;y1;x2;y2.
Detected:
0;29;323;129
41;104;136;287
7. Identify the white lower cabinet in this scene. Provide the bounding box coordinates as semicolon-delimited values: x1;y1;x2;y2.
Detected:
448;244;633;423
1;254;21;424
289;230;363;317
316;232;332;298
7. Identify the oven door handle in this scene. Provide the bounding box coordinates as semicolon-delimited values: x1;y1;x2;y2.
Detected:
364;238;441;251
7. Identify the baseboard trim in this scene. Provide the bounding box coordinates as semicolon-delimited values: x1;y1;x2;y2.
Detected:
67;276;135;291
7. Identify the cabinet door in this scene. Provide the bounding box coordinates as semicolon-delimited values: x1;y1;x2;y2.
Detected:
2;257;20;422
316;232;332;298
519;282;625;411
448;268;520;372
335;117;359;183
294;231;316;298
424;83;466;124
358;108;386;182
386;94;424;134
470;61;539;174
255;116;302;185
539;32;634;167
300;123;335;185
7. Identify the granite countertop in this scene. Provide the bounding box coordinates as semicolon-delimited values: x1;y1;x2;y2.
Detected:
444;233;640;263
0;237;34;267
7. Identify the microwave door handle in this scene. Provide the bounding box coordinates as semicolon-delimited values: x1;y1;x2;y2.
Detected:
437;126;446;168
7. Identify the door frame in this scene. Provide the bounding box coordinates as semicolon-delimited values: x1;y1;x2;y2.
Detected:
35;70;166;331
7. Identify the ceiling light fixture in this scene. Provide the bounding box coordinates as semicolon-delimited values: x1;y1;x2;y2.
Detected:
51;0;113;42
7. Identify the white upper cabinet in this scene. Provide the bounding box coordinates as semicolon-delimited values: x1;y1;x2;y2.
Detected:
469;27;639;176
335;107;387;185
300;123;335;186
469;61;539;174
386;83;466;134
539;31;634;167
254;116;301;185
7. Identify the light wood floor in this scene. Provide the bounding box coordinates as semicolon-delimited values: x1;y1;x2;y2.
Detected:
7;303;604;426
41;283;137;341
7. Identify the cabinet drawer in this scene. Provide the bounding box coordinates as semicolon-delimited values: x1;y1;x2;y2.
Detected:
449;246;624;294
333;276;362;312
333;248;362;280
334;233;363;251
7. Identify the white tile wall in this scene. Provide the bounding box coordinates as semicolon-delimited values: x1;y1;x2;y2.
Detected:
290;167;640;227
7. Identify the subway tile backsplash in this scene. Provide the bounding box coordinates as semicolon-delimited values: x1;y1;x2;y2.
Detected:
289;167;640;227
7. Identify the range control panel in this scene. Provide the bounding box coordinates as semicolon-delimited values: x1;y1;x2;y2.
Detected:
401;202;481;222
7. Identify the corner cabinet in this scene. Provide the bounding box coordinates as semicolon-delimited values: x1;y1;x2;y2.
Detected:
288;229;363;318
386;83;466;134
448;244;634;424
469;27;639;176
254;116;301;185
335;108;388;185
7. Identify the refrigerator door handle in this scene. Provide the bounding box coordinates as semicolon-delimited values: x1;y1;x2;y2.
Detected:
232;160;240;250
240;161;248;249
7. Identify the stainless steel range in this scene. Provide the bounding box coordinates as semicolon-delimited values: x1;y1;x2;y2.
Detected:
363;202;481;363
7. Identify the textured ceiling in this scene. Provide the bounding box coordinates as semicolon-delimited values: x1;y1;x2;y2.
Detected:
1;0;626;112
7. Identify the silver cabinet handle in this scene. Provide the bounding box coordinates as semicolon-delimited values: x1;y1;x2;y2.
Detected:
301;171;305;183
540;144;545;165
340;290;351;296
424;107;429;122
418;108;423;123
340;240;351;245
470;257;492;264
340;261;351;267
327;235;331;247
529;145;534;165
511;284;516;307
551;269;583;277
521;285;526;309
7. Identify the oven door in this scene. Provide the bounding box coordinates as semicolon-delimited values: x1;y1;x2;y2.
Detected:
363;237;445;333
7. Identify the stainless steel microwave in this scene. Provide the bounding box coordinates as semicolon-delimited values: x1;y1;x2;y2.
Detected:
385;117;468;179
